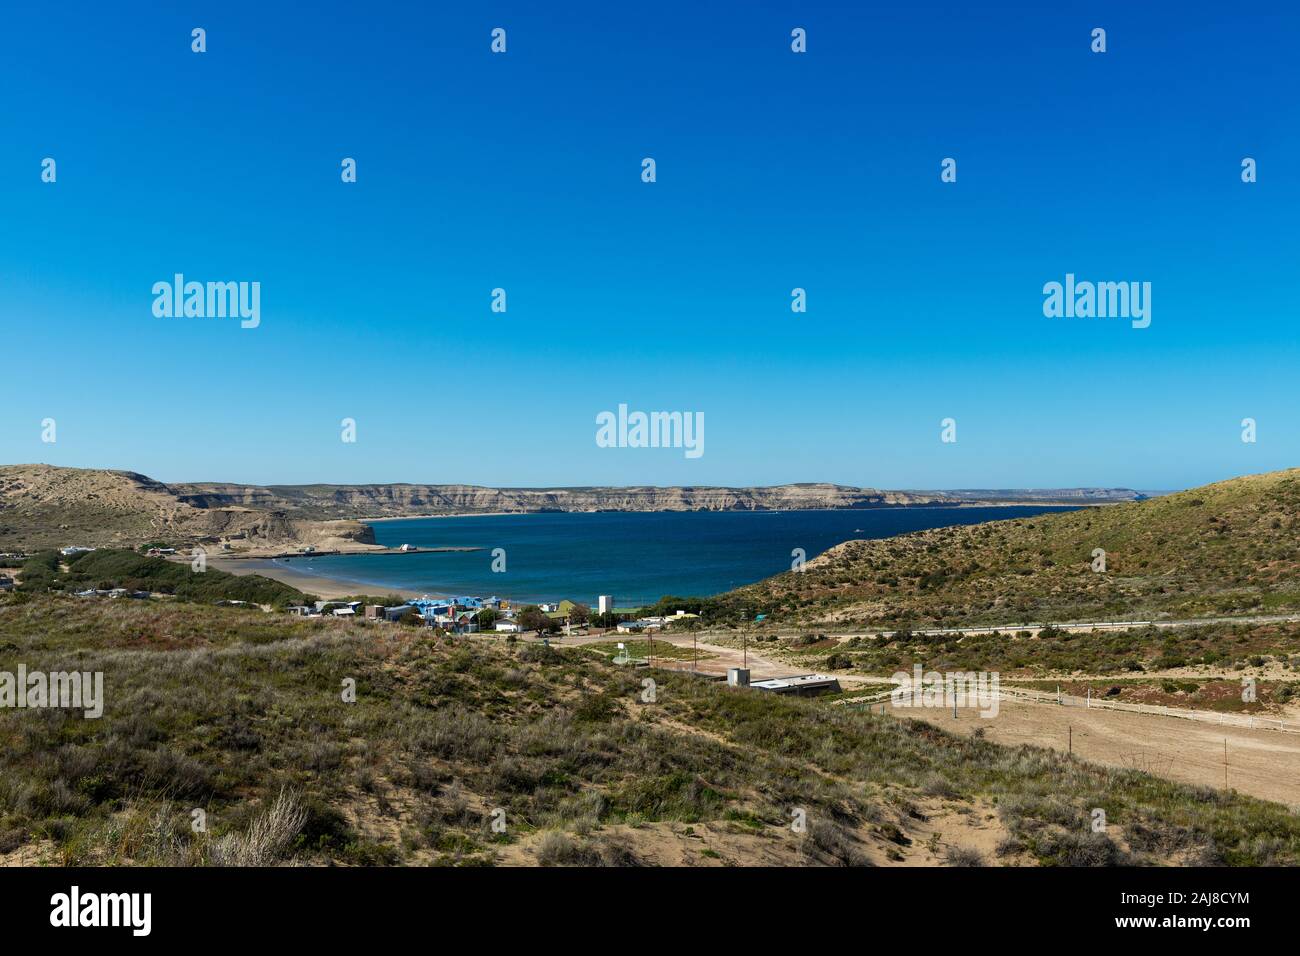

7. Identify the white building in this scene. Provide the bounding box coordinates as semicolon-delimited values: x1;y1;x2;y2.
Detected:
598;595;614;614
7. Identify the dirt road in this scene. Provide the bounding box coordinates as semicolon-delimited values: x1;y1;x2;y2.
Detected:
542;632;1300;806
898;697;1300;807
556;632;794;680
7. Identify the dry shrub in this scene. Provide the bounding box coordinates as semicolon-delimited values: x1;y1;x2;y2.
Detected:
208;787;307;867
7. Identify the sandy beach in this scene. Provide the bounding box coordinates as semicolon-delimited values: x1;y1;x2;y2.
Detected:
209;557;427;601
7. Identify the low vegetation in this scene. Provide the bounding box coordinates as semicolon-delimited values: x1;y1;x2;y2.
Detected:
760;620;1300;681
708;470;1300;628
1;593;1298;866
1013;678;1298;715
17;549;310;608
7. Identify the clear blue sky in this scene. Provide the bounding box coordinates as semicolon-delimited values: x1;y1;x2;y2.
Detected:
2;1;1295;491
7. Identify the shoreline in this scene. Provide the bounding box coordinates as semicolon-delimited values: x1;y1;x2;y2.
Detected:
212;545;479;561
214;503;1087;602
365;511;521;522
357;503;1097;522
210;557;429;602
215;502;1086;598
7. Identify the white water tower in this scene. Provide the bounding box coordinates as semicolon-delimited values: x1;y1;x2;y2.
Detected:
598;595;614;614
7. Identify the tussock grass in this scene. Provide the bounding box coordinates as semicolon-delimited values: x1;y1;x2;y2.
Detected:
2;592;1298;866
208;788;307;866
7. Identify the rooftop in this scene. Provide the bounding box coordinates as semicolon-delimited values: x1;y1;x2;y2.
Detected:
750;674;841;692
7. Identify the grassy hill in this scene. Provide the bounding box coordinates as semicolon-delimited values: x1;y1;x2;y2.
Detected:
1;592;1298;866
16;549;311;608
715;469;1300;629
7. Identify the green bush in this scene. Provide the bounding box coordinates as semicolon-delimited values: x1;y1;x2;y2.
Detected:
43;549;308;607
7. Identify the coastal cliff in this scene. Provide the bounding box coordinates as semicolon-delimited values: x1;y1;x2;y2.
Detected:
1;464;1140;553
169;481;971;518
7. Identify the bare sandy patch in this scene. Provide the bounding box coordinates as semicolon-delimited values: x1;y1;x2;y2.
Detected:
897;698;1300;807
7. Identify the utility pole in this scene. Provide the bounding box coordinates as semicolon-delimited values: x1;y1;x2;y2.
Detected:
1224;738;1228;789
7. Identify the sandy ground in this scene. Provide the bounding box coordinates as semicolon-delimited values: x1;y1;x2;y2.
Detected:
208;557;426;601
575;632;895;684
626;636;1300;808
897;697;1300;807
554;633;798;681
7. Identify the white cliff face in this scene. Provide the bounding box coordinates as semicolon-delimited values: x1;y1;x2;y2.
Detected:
3;466;950;553
168;481;966;519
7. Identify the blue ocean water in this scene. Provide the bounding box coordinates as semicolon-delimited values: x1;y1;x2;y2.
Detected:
281;507;1076;605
